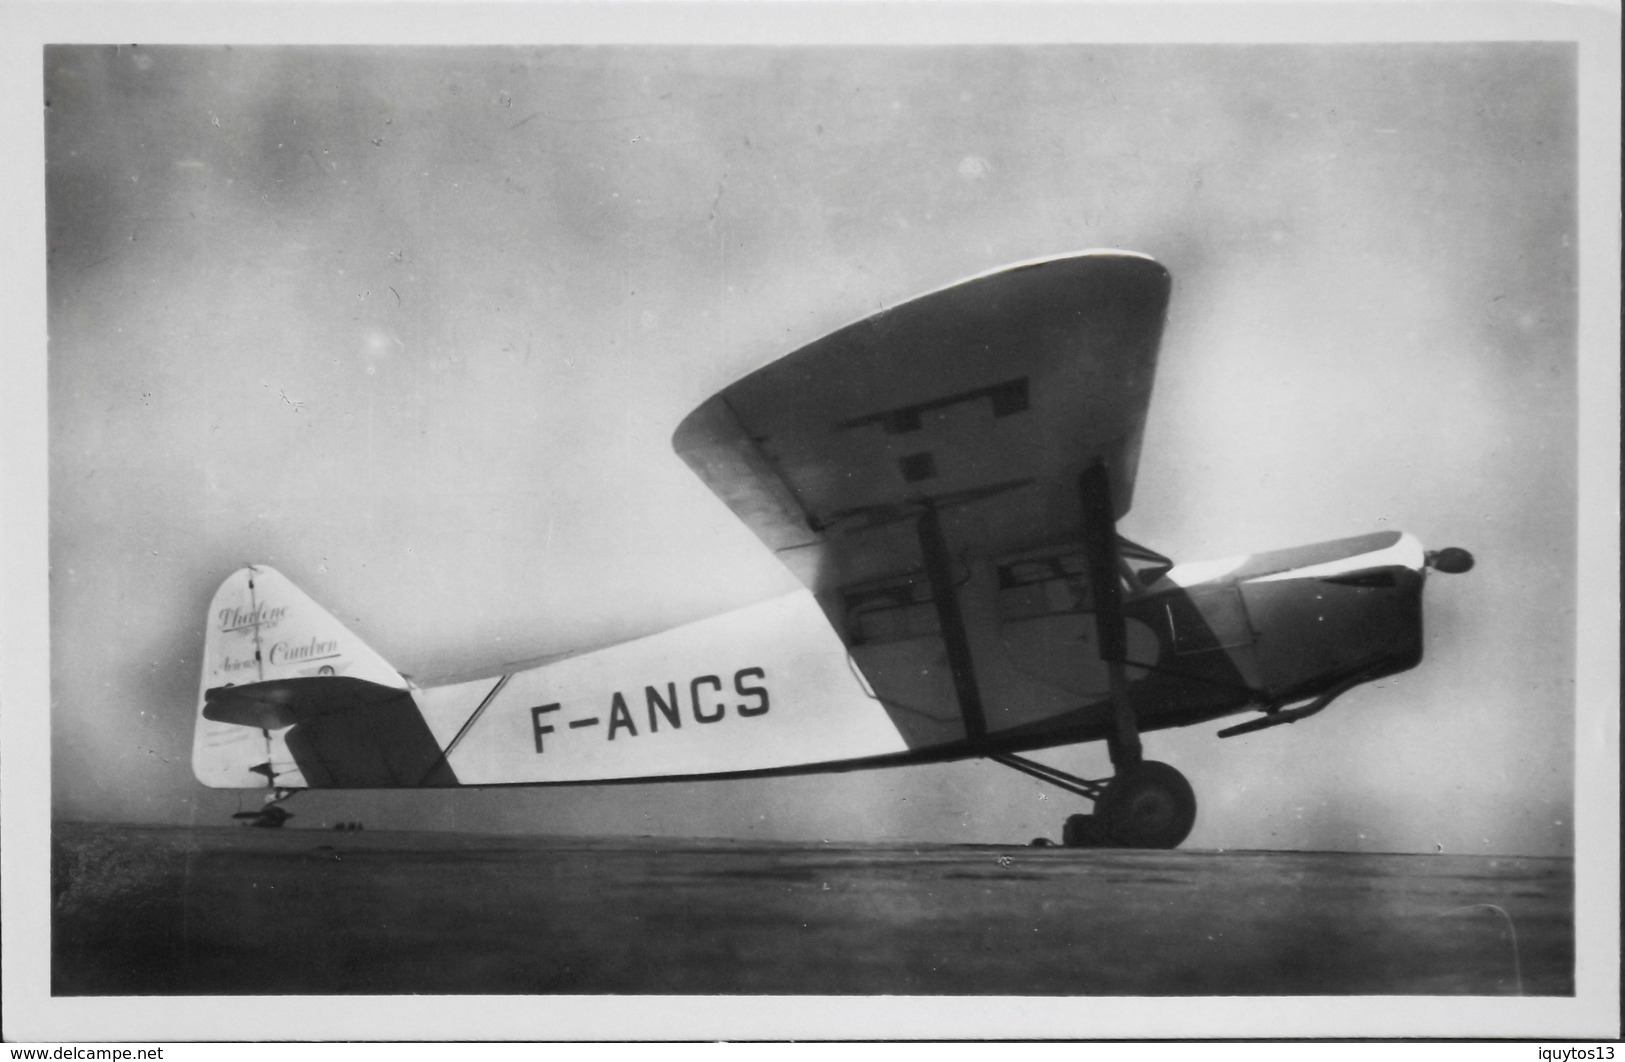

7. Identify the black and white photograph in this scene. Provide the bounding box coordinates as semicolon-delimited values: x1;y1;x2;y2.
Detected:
3;0;1619;1044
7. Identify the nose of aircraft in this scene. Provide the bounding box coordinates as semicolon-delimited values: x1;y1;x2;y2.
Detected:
1424;547;1475;574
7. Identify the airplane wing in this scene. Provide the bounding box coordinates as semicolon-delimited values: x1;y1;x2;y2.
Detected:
673;251;1171;615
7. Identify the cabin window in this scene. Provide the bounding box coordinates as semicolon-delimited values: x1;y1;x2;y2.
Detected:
995;545;1095;621
842;575;939;644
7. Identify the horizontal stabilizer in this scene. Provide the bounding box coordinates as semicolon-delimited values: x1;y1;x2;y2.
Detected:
204;675;418;731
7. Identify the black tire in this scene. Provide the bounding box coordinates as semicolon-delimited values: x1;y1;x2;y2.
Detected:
1061;813;1108;848
1097;760;1197;849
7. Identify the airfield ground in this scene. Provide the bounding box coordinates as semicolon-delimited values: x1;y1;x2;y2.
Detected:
51;822;1571;996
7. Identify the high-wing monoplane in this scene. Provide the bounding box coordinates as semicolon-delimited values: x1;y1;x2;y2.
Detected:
193;251;1473;846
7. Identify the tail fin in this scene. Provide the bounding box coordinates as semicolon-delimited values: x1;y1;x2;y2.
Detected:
191;566;407;789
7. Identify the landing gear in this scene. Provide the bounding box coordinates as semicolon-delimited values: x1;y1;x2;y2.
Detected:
997;466;1200;849
1055;764;1195;848
1096;760;1196;849
1058;763;1195;848
232;787;298;828
1061;463;1197;848
994;753;1197;848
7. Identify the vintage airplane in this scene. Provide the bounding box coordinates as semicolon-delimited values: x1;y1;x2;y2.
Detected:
192;250;1473;847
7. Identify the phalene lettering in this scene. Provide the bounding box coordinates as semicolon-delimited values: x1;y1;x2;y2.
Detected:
218;603;288;632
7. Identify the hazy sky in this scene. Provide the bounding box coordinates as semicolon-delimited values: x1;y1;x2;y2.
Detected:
44;41;1580;855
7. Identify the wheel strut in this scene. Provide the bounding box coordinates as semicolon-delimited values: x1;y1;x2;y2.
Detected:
990;752;1110;802
1079;462;1143;770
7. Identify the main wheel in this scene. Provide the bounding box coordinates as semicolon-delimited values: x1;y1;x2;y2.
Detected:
1097;760;1196;849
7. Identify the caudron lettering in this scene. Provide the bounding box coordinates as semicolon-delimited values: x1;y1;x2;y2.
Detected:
267;637;339;666
529;666;770;753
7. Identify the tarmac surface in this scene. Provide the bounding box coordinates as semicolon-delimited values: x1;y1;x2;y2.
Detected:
51;822;1572;996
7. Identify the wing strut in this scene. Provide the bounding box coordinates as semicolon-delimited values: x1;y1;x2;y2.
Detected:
916;504;988;741
1079;462;1142;769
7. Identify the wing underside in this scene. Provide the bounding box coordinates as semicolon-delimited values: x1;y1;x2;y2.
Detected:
675;251;1171;608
